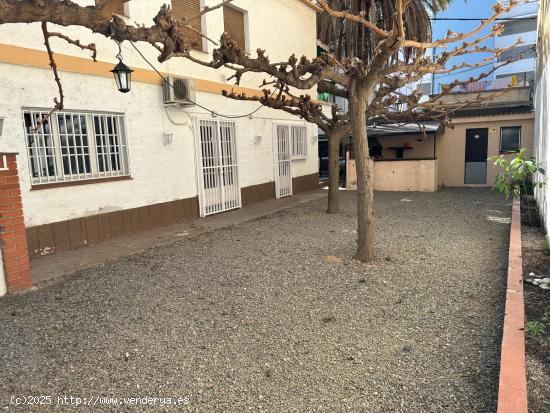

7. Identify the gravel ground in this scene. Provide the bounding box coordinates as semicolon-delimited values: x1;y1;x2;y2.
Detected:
521;225;550;413
0;189;510;413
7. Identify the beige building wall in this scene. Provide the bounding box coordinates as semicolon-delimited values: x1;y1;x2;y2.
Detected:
374;160;438;192
437;114;535;187
378;135;437;159
346;157;438;192
346;113;534;191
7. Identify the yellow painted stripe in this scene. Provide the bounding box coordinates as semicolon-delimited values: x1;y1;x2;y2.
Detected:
0;43;265;97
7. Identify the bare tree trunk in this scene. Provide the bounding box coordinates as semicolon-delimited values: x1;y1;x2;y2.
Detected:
349;87;374;263
327;131;342;214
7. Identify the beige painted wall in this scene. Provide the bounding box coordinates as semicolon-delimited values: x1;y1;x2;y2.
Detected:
345;114;534;192
378;135;437;159
374;160;438;192
436;87;532;107
437;114;535;187
346;157;438;192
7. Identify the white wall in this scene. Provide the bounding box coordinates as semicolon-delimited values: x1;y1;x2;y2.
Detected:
0;0;317;96
0;63;319;227
0;0;320;227
534;0;550;231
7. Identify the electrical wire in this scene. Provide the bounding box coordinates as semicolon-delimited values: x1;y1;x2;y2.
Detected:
129;41;269;119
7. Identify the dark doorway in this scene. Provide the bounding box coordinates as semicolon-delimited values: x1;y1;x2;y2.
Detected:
464;128;488;184
318;138;346;183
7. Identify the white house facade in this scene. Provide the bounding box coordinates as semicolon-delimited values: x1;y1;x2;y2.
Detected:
534;0;550;230
0;0;323;293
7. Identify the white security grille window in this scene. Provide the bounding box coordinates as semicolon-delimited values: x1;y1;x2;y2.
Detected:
197;119;240;216
23;110;130;185
290;125;307;159
500;126;521;153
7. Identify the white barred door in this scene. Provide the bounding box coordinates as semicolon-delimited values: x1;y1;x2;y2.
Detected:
197;119;241;216
274;125;293;198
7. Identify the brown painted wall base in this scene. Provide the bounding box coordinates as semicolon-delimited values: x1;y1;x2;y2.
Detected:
241;182;276;206
293;173;320;194
26;173;321;260
26;197;199;259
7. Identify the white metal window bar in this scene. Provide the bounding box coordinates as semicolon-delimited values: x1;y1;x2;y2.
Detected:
274;124;293;198
22;110;130;185
197;119;241;216
290;125;307;159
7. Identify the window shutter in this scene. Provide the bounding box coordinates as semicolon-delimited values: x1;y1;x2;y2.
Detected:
116;3;126;15
95;1;127;16
223;5;246;51
172;0;203;50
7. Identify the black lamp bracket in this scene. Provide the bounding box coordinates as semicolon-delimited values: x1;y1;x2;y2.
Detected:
108;22;124;62
115;40;123;62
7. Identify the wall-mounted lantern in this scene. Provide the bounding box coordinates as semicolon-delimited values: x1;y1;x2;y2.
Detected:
111;41;133;93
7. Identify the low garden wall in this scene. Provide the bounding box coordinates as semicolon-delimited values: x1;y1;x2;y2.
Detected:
346;157;438;192
497;198;528;413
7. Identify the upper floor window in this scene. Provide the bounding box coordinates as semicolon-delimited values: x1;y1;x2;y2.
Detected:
500;126;521;153
172;0;204;51
290;126;307;159
223;5;247;52
23;110;130;186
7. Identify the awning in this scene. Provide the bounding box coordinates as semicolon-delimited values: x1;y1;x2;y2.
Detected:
367;121;442;137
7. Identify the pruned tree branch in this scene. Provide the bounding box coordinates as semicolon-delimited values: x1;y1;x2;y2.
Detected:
48;30;97;61
36;21;64;132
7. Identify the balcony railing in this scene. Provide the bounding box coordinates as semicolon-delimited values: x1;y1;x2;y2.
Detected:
446;76;530;93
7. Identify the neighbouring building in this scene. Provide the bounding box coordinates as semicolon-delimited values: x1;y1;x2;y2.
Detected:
534;0;550;231
346;86;534;191
494;0;538;85
430;1;537;95
0;0;323;295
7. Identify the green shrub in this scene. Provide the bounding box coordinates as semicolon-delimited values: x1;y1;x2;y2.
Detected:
489;148;545;199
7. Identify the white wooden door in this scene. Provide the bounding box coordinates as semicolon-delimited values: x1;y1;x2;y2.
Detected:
274;125;292;198
197;119;241;216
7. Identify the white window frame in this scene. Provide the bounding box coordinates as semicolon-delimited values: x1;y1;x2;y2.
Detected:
499;126;522;153
22;109;130;185
199;0;209;53
290;125;308;159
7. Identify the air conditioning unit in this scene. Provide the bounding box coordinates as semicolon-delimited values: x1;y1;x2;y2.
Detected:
163;76;196;107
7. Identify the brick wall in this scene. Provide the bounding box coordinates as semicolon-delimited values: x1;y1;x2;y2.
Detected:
0;153;32;293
